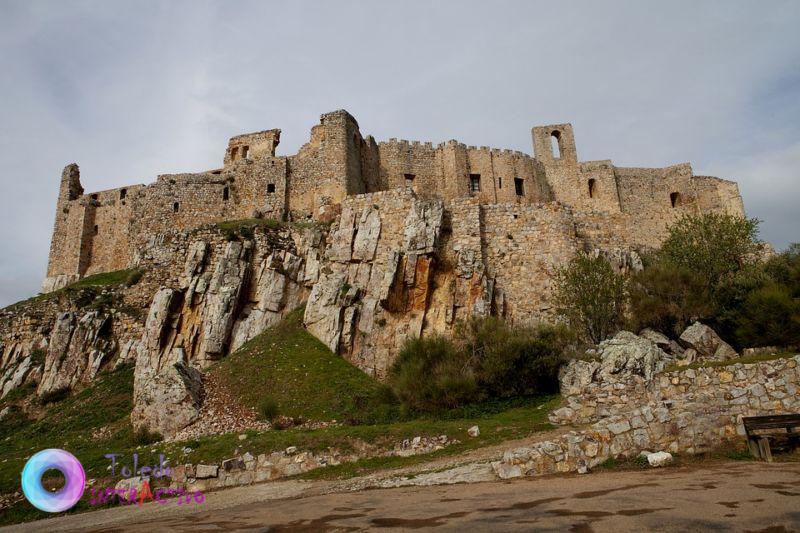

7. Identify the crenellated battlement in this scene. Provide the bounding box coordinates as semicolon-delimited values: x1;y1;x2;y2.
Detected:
42;109;745;293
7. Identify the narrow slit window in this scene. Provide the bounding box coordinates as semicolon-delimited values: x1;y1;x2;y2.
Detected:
514;177;524;196
498;177;502;189
469;174;481;193
223;186;229;201
588;179;596;199
173;202;179;213
93;224;99;235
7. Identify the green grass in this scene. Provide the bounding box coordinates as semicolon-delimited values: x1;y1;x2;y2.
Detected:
0;309;561;526
211;307;400;424
3;268;144;310
215;218;282;232
663;350;798;373
64;269;144;291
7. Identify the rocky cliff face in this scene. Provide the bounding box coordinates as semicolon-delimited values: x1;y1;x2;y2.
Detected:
2;189;646;438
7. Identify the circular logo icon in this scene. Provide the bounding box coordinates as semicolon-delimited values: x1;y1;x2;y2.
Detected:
21;449;86;513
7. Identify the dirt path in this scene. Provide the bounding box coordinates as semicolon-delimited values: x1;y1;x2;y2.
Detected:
8;461;800;532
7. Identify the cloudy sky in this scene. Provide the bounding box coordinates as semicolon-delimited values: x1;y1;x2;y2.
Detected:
0;1;798;307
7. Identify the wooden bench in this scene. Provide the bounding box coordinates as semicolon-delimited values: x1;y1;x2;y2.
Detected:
743;414;800;462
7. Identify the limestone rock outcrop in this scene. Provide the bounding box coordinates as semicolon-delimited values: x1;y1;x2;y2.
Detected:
38;311;116;396
679;321;738;362
559;331;672;398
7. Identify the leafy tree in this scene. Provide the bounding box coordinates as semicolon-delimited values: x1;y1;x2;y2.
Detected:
627;261;714;336
554;253;627;343
734;283;800;347
659;213;762;293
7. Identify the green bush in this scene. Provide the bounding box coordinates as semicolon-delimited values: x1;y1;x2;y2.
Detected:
659;213;762;293
627;261;714;336
132;428;163;445
458;317;569;398
38;386;70;405
388;318;572;412
258;396;280;422
733;284;800;348
554;253;627;343
388;336;478;412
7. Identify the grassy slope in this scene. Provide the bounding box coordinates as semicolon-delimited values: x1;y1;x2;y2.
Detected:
211;307;397;424
0;310;560;525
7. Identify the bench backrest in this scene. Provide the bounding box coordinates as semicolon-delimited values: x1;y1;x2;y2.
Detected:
743;414;800;433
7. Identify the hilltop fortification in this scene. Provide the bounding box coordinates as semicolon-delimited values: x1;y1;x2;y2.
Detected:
42;110;743;293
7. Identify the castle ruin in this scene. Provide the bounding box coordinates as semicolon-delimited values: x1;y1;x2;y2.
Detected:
42;109;744;294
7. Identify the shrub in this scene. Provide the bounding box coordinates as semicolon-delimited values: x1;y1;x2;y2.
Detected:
388;336;478;412
38;386;70;405
258;396;280;422
388;318;574;412
554;253;627;343
627;261;714;336
124;269;144;287
733;284;800;348
458;317;569;398
132;427;163;445
659;213;762;293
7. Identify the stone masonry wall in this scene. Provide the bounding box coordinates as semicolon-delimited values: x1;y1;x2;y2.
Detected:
493;355;800;479
42;110;746;294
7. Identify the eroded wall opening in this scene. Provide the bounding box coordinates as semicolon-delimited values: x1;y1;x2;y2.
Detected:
404;174;415;187
514;177;525;196
173;202;180;213
223;186;229;201
119;188;127;200
670;192;681;208
267;183;276;193
588;179;596;199
241;146;249;160
230;147;239;161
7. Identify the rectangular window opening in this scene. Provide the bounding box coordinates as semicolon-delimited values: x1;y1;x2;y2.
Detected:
404;173;415;187
469;174;481;193
267;183;276;193
514;177;525;196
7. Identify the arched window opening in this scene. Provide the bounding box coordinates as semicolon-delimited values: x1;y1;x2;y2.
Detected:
223;186;229;201
588;179;596;199
670;192;681;208
173;202;180;213
551;131;561;159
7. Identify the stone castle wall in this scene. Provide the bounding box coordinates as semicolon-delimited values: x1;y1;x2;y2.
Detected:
41;109;745;301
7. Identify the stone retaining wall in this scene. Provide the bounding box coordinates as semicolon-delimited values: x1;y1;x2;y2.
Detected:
493;355;800;479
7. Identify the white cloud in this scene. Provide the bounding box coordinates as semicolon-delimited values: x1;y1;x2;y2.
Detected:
1;0;798;306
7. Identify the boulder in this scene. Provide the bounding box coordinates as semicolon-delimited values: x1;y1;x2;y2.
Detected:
639;329;671;351
468;425;480;437
679;322;737;361
195;464;218;479
646;451;673;467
